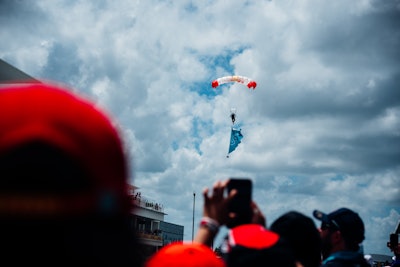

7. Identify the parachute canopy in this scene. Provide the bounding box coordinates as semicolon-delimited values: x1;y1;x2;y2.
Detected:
211;75;257;89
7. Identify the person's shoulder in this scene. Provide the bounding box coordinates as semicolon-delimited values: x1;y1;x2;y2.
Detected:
322;261;369;267
322;251;371;267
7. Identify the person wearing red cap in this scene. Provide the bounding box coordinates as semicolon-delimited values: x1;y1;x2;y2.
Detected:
194;179;297;267
313;208;370;267
145;242;226;267
0;82;144;266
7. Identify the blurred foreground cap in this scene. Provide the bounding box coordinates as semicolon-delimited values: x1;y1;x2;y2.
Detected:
0;82;130;216
313;207;365;244
145;242;226;267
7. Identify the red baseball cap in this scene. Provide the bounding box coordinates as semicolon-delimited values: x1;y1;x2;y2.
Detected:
224;224;280;250
145;242;226;267
0;82;130;216
220;224;296;267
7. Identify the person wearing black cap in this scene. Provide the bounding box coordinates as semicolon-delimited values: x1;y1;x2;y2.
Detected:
270;211;322;267
313;208;370;267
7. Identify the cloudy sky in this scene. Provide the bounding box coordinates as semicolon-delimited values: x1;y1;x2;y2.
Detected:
1;0;399;255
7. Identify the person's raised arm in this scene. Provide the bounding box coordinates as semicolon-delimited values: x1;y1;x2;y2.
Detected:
194;180;234;246
194;179;267;247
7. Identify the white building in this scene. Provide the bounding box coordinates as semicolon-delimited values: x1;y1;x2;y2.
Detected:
128;185;184;258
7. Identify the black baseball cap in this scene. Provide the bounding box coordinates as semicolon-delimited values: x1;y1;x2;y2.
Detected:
313;208;365;244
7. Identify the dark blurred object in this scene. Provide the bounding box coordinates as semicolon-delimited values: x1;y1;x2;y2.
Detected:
0;58;41;84
388;231;400;267
387;220;400;252
389;234;399;250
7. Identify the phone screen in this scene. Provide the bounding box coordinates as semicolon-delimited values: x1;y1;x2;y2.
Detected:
226;178;252;228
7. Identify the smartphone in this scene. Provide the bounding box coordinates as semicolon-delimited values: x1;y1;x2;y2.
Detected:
226;178;253;228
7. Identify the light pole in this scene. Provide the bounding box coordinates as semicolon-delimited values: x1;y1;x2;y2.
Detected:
192;192;195;242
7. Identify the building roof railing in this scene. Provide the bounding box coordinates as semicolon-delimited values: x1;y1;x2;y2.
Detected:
131;192;164;213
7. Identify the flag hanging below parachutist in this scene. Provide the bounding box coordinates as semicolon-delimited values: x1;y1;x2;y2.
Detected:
227;127;243;157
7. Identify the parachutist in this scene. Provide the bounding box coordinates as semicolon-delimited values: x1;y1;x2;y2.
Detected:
230;113;236;124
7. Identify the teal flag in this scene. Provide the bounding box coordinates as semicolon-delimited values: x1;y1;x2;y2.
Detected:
228;127;243;156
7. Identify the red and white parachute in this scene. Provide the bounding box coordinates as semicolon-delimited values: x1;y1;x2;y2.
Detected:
211;75;257;89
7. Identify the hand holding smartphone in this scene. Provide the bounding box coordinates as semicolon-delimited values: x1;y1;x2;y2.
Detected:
226;178;253;228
